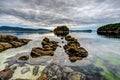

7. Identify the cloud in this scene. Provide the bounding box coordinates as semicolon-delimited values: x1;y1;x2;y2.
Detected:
0;0;120;29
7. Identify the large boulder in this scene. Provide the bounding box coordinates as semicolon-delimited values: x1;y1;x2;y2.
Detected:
53;25;69;37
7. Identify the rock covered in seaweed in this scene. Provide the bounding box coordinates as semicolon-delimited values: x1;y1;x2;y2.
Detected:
31;37;59;58
64;35;88;62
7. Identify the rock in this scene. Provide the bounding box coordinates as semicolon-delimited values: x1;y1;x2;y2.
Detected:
10;41;24;48
0;34;18;42
0;34;31;52
0;68;14;80
37;74;47;80
18;55;29;61
30;37;59;58
10;65;17;70
68;72;86;80
41;37;59;51
64;35;88;62
69;56;82;62
0;42;13;52
18;39;31;44
0;42;13;49
53;25;69;37
0;44;5;52
65;35;77;42
33;66;39;76
37;63;86;80
21;67;30;74
63;67;74;73
30;47;54;58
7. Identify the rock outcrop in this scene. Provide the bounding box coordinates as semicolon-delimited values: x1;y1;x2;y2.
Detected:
30;37;59;58
0;34;31;52
37;63;86;80
53;25;69;37
64;35;88;62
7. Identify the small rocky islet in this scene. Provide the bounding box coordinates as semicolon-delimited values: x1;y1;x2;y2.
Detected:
97;23;120;37
0;26;89;80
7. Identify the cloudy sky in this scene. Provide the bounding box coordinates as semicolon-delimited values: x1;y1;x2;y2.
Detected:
0;0;120;29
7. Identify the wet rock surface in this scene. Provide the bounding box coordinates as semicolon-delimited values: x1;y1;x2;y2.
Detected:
0;68;14;80
37;63;86;80
31;37;59;58
0;34;31;52
64;35;88;62
18;55;29;61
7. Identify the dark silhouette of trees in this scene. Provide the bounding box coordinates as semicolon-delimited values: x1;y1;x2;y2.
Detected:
97;23;120;35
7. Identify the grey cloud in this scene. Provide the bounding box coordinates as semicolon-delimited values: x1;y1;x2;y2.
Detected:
0;0;120;28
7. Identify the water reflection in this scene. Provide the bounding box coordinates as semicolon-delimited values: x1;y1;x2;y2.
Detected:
97;33;120;39
0;31;120;80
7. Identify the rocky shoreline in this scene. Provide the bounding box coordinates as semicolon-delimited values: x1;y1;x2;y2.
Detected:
0;34;31;52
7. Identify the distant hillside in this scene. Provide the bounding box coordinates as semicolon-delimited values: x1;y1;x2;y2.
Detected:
97;23;120;35
70;30;92;33
0;26;52;32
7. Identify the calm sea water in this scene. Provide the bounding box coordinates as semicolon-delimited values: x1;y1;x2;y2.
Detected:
0;31;120;80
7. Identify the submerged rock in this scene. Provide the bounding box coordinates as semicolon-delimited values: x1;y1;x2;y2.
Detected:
18;55;29;61
37;63;86;80
33;66;39;76
21;67;30;74
0;68;14;80
68;72;86;80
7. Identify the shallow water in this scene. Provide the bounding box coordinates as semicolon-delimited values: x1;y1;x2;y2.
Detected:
0;32;120;80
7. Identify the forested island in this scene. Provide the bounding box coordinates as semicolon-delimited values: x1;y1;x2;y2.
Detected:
97;23;120;35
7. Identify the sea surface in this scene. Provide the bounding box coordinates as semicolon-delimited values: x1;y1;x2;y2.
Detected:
0;31;120;80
